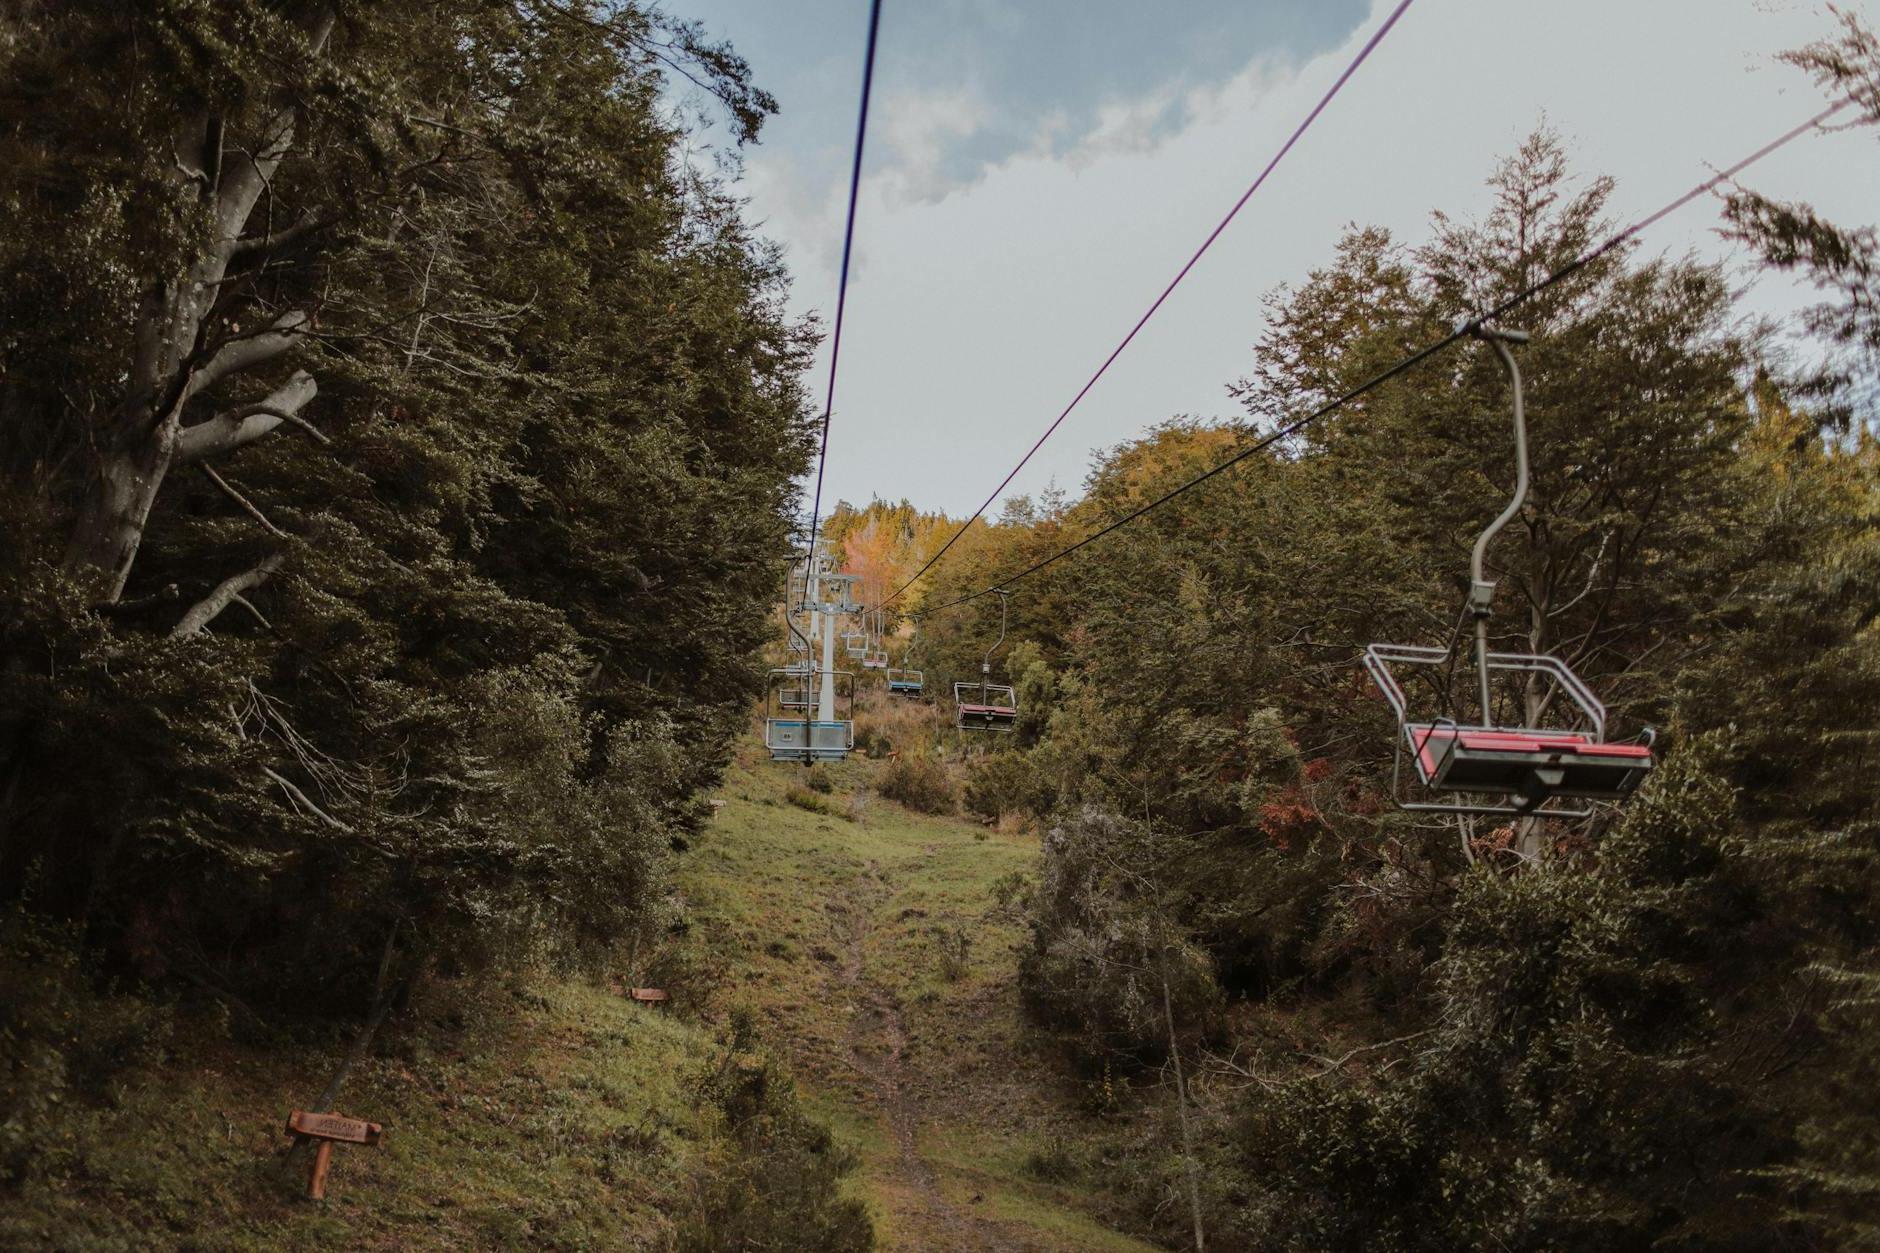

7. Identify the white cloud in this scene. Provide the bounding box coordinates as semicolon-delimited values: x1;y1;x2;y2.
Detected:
876;84;996;206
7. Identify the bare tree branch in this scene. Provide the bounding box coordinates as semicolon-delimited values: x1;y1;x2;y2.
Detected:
183;311;311;403
197;462;288;538
230;593;273;630
172;552;285;638
177;370;319;463
230;208;335;257
262;764;353;833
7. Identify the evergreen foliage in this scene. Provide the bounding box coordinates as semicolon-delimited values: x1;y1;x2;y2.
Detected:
907;103;1880;1249
0;1;812;1017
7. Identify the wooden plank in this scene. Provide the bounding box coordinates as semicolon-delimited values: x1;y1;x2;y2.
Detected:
287;1109;383;1145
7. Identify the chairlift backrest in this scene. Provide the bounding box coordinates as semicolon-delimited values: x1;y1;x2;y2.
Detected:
763;666;854;763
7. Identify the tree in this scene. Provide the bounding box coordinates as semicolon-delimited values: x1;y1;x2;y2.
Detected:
1003;129;1880;1247
1725;9;1880;425
0;0;811;1016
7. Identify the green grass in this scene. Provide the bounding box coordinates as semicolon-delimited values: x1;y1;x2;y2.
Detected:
684;715;1160;1253
1;978;731;1250
4;701;1156;1252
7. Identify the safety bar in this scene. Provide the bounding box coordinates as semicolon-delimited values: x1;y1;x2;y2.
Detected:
1364;642;1609;741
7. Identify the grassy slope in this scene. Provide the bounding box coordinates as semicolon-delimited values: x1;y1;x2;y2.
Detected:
4;702;1158;1252
686;721;1159;1253
2;976;726;1250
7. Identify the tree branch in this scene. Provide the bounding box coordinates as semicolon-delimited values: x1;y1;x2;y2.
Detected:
177;369;319;462
230;593;273;630
230;209;335;257
198;463;288;538
184;311;310;402
95;583;180;615
262;764;353;833
172;552;285;638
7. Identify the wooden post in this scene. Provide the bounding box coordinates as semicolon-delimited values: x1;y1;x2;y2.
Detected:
285;1110;383;1201
308;1140;335;1200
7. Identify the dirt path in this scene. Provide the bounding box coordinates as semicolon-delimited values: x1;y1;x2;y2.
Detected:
838;864;1021;1252
690;759;1159;1253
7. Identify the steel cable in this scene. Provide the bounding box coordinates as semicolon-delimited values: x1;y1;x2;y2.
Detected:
912;97;1856;619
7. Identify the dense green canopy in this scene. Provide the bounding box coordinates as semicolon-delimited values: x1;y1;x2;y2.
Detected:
0;0;813;1011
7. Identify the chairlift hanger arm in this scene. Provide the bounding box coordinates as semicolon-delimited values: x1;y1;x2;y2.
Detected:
982;588;1010;676
1465;324;1531;617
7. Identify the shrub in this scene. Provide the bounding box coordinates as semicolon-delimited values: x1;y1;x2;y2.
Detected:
785;787;844;819
852;725;893;759
0;907;174;1184
964;750;1039;824
934;927;971;982
677;1010;873;1252
1025;1134;1080;1182
1019;808;1221;1064
875;755;955;815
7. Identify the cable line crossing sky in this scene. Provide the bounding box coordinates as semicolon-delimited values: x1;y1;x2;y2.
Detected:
908;97;1856;618
881;0;1418;608
801;0;884;563
662;0;1875;523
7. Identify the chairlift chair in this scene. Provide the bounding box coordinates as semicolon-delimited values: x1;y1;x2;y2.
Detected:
955;589;1019;732
764;667;855;762
765;600;854;761
1361;326;1654;818
887;619;925;696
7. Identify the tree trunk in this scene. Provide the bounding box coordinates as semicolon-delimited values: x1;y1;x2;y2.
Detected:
60;8;335;603
1162;951;1206;1253
64;427;181;604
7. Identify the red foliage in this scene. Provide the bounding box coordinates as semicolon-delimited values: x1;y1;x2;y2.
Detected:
1258;784;1318;851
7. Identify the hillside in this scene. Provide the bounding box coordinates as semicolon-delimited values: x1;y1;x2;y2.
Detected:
688;738;1157;1252
4;4;1879;1250
0;699;1164;1252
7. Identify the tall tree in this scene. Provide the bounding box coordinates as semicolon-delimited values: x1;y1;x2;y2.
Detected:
0;0;812;1010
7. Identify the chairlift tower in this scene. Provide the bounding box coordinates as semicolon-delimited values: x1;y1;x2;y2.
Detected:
766;540;860;762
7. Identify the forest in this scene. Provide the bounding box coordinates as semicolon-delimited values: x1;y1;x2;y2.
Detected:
2;1;1876;1250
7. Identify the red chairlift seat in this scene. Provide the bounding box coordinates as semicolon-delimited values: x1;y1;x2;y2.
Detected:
954;682;1018;732
1365;643;1655;817
1408;723;1653;810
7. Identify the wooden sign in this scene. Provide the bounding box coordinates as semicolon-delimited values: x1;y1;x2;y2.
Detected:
286;1109;384;1200
288;1110;383;1145
628;987;668;1004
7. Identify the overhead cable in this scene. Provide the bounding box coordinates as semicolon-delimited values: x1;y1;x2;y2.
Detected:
877;0;1419;609
803;0;886;565
913;96;1856;618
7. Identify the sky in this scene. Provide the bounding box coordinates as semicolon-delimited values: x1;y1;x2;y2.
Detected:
656;0;1879;518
